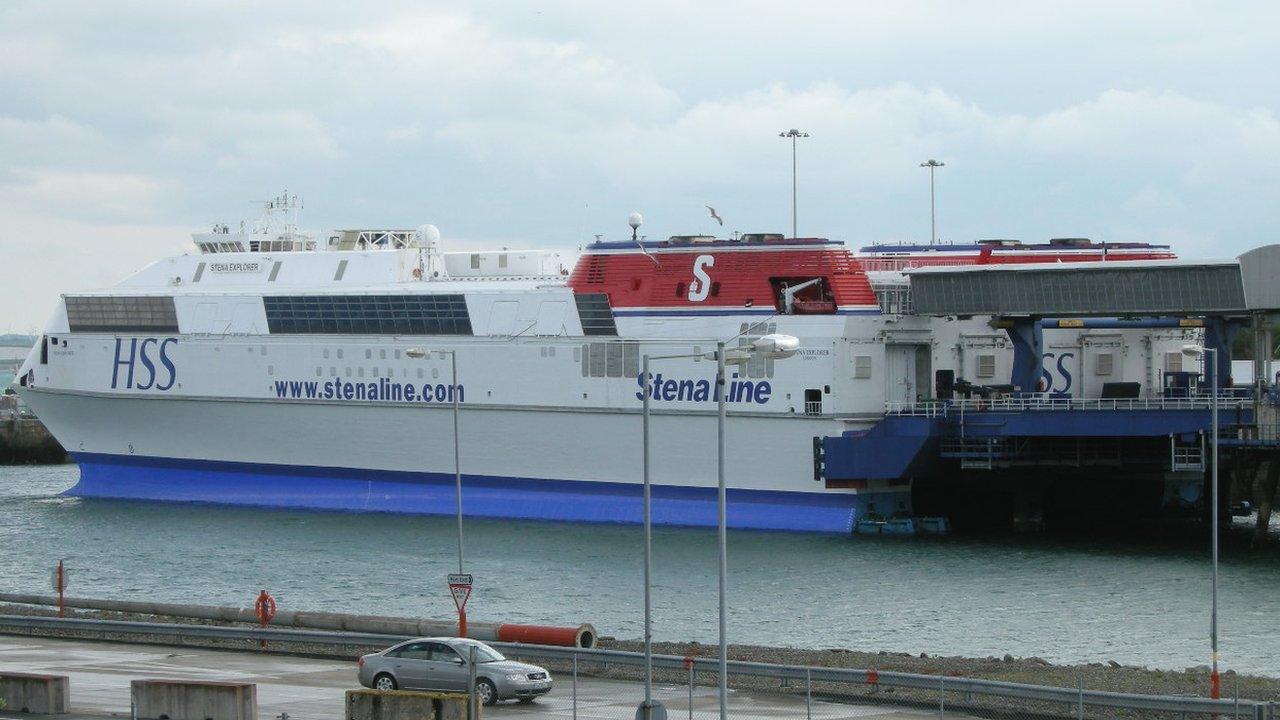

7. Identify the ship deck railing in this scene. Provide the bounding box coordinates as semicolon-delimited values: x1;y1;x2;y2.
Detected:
886;394;1254;418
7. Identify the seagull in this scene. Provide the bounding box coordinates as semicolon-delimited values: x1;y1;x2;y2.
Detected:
705;205;724;226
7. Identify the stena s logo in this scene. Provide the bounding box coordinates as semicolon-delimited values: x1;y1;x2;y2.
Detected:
111;338;178;391
688;254;715;302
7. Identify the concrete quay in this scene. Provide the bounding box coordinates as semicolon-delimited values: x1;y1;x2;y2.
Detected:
0;636;972;720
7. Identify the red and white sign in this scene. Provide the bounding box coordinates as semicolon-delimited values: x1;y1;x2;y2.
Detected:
447;573;473;613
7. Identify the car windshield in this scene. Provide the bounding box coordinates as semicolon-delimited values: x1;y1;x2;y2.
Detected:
463;643;505;663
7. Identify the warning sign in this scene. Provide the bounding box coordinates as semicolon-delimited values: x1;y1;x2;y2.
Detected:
448;573;473;613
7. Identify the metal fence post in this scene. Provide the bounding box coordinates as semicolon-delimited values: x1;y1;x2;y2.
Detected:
1235;674;1240;719
1077;674;1085;720
938;675;945;719
805;667;812;720
572;653;578;720
468;645;477;720
688;666;694;720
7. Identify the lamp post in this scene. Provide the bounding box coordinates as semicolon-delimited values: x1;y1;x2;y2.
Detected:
638;334;800;720
779;129;809;239
920;159;944;245
1182;343;1220;699
406;347;466;633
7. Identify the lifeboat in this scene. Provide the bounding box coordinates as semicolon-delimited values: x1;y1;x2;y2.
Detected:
790;297;837;314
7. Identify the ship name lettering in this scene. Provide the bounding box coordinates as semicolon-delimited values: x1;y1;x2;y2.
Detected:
635;372;771;404
111;337;177;391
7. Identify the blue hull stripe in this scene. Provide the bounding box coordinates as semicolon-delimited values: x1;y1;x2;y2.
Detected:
70;453;861;533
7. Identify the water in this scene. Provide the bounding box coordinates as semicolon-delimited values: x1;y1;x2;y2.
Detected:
2;464;1279;676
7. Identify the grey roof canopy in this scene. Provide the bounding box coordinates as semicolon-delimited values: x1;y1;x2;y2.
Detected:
1237;244;1280;312
906;257;1266;317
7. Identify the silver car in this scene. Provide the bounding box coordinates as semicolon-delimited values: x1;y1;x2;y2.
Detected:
357;637;553;705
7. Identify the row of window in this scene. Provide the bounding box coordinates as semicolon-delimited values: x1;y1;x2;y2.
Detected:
263;295;473;335
65;296;179;332
580;342;641;378
874;286;913;315
64;292;616;338
574;293;617;336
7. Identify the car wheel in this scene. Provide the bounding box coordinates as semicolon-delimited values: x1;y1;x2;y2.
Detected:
373;673;398;691
475;678;498;706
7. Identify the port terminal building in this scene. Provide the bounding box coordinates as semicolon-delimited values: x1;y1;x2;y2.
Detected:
818;245;1280;532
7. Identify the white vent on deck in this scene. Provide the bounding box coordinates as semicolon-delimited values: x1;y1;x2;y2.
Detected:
1096;352;1115;376
977;354;997;378
854;355;872;379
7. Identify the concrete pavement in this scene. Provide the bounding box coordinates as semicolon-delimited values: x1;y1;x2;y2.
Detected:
0;636;971;720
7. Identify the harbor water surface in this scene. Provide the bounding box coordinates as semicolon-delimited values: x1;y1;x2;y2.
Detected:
2;464;1278;676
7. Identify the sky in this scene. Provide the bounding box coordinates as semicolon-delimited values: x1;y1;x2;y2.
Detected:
1;0;1278;330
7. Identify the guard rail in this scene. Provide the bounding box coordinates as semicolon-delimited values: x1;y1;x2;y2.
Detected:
0;614;1271;717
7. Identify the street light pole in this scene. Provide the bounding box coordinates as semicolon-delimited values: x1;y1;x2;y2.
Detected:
1208;346;1220;700
638;354;663;720
715;341;729;720
1184;342;1221;700
779;129;809;239
407;347;467;636
636;335;799;720
920;159;944;245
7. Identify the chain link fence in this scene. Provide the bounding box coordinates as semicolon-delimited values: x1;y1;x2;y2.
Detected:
500;647;1280;720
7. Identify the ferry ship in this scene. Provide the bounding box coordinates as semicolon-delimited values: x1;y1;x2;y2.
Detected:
12;197;1198;532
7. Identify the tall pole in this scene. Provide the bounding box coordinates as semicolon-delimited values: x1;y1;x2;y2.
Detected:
450;350;467;639
921;159;944;245
716;341;728;720
642;354;655;713
1209;347;1220;699
929;165;936;246
780;130;808;239
452;350;463;576
791;134;798;239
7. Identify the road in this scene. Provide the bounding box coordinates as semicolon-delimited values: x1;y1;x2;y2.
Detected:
0;636;972;719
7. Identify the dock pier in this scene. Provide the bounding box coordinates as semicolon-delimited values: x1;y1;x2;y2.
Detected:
0;410;67;464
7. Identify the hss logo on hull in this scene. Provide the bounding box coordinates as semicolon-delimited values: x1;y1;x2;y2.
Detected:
111;338;178;390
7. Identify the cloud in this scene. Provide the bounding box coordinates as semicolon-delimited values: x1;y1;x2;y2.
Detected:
0;169;166;222
0;1;1278;328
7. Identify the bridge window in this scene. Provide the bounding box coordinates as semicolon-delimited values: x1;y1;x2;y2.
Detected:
65;296;180;333
262;294;472;335
873;285;913;315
